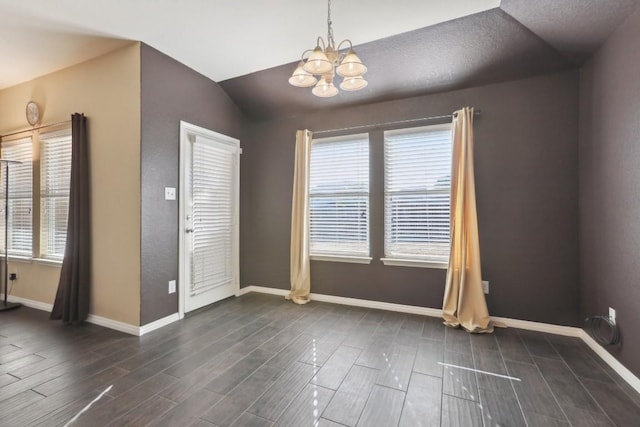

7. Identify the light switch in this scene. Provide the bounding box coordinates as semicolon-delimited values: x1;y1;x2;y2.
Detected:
165;187;176;201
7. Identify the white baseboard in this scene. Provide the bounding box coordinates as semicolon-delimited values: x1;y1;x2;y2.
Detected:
1;294;54;312
241;285;640;394
580;330;640;393
86;313;140;335
1;293;146;336
139;313;180;335
490;316;582;337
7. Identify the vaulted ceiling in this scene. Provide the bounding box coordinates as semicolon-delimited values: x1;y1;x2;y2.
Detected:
221;0;640;121
0;0;638;122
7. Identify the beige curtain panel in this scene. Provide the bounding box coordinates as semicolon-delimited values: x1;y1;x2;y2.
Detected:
288;129;312;304
442;107;493;333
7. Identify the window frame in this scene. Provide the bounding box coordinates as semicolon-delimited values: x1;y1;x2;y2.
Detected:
382;123;453;269
0;125;71;265
309;133;372;264
0;136;34;258
39;128;72;261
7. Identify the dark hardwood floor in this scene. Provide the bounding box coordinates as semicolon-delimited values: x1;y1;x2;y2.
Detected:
0;293;638;426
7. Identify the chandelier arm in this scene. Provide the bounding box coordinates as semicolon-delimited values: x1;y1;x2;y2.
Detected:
336;39;353;52
335;39;354;63
300;48;315;61
316;36;327;51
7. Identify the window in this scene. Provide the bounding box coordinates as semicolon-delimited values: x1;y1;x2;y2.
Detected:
0;137;33;256
309;134;370;261
384;124;452;266
40;129;72;259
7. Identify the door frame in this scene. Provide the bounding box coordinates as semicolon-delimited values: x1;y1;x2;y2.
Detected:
178;121;240;319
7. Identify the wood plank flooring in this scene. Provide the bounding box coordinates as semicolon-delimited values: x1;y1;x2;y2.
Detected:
0;293;638;426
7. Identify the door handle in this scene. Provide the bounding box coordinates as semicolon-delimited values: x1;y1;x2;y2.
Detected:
185;228;194;233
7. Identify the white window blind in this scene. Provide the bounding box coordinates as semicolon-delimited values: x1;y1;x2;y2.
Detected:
40;128;72;259
309;134;369;257
0;137;33;256
190;136;235;296
384;124;452;264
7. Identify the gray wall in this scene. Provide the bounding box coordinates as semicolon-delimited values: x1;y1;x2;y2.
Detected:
579;7;640;376
241;70;580;326
140;44;245;325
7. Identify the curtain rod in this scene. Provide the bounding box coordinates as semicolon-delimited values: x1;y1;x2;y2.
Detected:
313;109;481;136
0;120;72;140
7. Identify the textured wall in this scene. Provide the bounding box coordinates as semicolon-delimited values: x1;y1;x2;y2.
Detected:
579;7;640;377
241;70;580;326
139;44;245;325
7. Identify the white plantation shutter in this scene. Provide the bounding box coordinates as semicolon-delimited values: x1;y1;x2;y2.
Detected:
384;124;452;264
0;137;33;256
309;134;369;257
190;136;235;296
40;128;72;259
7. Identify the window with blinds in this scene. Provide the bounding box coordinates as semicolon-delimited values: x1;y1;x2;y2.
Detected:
0;137;33;256
309;134;369;258
190;136;235;296
40;128;72;259
384;124;452;264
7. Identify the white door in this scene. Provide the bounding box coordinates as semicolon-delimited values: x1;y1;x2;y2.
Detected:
179;122;239;315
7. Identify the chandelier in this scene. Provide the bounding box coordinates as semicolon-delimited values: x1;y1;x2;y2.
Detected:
288;0;368;97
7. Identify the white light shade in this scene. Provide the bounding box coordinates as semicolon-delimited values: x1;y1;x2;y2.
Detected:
312;77;339;97
336;51;367;77
303;47;333;75
340;76;368;91
288;64;317;87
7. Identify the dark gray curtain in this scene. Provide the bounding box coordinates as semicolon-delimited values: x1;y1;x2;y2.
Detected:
51;113;91;323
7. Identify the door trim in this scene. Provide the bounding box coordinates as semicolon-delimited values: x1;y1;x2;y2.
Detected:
178;121;240;319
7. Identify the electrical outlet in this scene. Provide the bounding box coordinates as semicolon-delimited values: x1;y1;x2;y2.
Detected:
168;280;176;294
164;187;176;201
482;280;489;294
609;307;616;325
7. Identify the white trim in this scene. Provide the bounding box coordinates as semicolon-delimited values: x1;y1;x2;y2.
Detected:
33;257;63;267
4;293;181;336
242;285;290;297
86;314;140;336
236;286;254;296
311;255;372;264
2;294;141;336
490;316;582;337
240;285;443;317
5;255;33;264
139;312;180;335
580;330;640;393
381;258;448;269
309;291;443;317
241;285;640;394
1;294;53;311
179;121;240;319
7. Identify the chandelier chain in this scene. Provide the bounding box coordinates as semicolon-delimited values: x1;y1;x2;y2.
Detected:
327;0;335;48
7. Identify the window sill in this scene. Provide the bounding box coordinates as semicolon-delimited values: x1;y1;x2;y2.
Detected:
381;258;448;269
311;255;373;264
33;258;63;267
4;255;33;264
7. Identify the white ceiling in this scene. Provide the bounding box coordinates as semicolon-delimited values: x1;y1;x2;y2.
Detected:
0;0;500;90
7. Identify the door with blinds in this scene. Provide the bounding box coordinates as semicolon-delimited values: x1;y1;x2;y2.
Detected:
180;122;239;314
